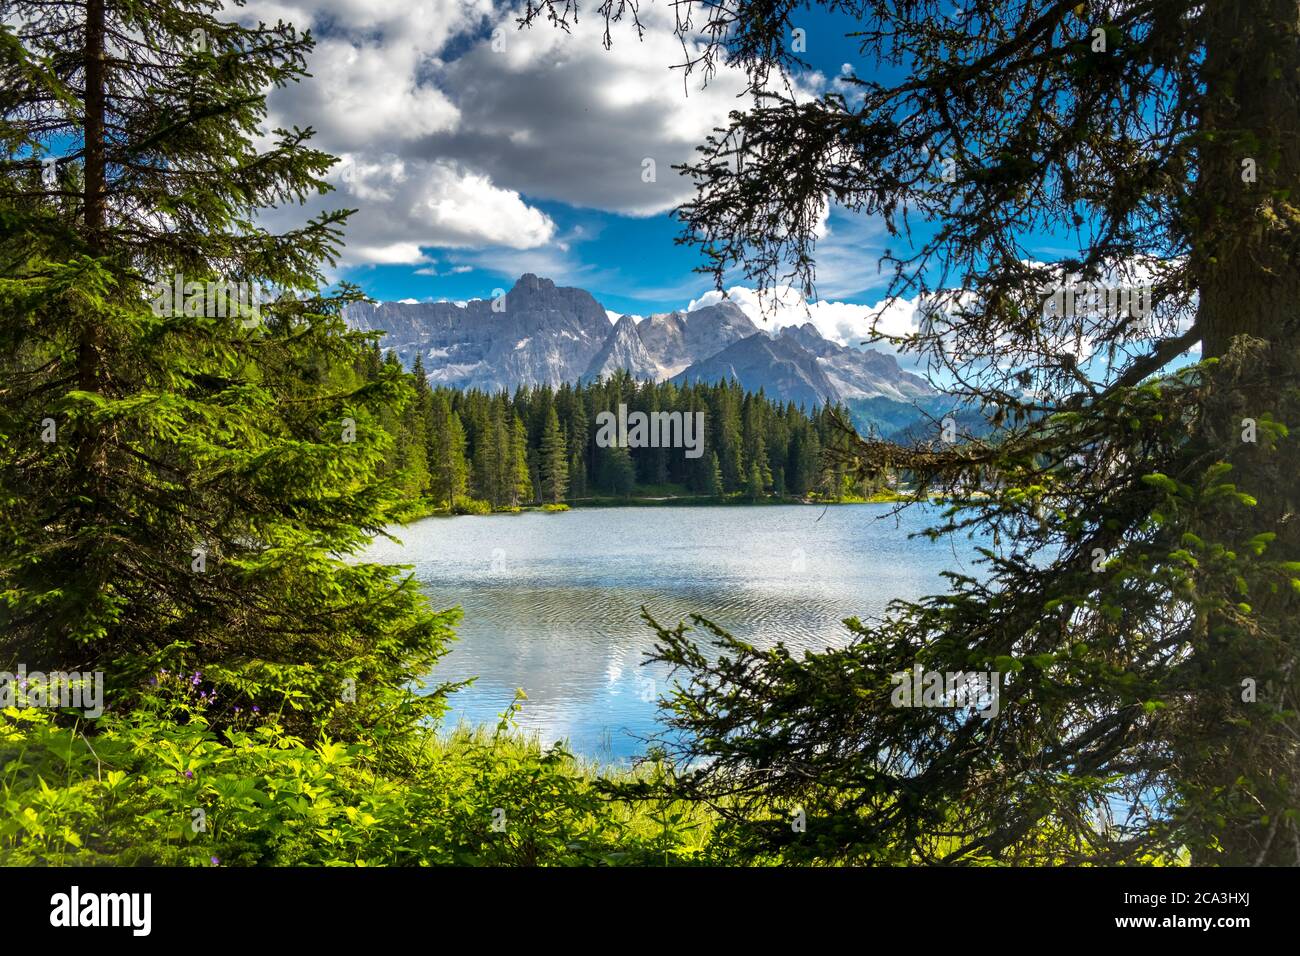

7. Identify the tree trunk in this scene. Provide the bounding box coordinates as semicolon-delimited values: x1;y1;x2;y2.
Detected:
83;0;105;251
67;0;111;663
78;0;107;401
1189;0;1300;866
1195;1;1300;360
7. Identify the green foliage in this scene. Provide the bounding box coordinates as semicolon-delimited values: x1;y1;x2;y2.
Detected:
0;0;720;871
519;0;1300;865
427;389;469;509
708;452;725;500
646;348;1300;865
0;642;715;866
451;495;492;516
538;406;569;504
380;369;848;507
0;0;440;679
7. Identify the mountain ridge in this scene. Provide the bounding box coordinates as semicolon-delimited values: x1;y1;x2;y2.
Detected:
342;274;939;418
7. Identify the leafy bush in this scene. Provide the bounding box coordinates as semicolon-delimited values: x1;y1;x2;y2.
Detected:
0;624;715;866
451;496;492;516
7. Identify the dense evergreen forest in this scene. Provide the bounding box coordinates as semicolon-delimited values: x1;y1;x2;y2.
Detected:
365;348;884;510
3;0;1297;882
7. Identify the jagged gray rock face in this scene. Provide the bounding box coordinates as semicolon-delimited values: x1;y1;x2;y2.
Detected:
635;301;759;377
777;321;841;357
582;313;660;383
671;323;935;409
777;323;936;402
343;275;935;409
671;332;842;409
342;273;611;392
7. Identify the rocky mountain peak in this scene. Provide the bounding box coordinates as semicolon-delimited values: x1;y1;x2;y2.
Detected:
343;274;936;408
583;314;660;383
512;273;553;293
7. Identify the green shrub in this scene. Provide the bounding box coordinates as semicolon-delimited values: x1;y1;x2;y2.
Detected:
0;634;715;866
451;495;491;516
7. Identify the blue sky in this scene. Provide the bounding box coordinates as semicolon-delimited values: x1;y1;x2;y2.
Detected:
238;0;1176;379
346;200;718;317
244;1;934;327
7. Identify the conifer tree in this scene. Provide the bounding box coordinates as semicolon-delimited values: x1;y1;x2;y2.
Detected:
410;354;437;487
470;402;500;507
489;407;509;508
0;0;446;686
708;452;725;501
528;0;1300;864
567;391;588;499
428;391;468;510
600;443;636;498
745;461;765;502
538;405;569;503
509;413;532;507
387;360;430;500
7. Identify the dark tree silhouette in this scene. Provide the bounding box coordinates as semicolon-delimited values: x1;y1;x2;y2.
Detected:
0;0;449;714
525;0;1300;864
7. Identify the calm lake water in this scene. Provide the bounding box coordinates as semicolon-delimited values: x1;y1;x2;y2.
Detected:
362;504;981;763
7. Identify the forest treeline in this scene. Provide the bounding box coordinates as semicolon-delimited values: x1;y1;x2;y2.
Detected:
364;347;885;511
7;0;1294;872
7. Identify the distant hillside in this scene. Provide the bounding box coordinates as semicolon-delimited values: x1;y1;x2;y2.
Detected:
345;274;954;436
845;395;997;444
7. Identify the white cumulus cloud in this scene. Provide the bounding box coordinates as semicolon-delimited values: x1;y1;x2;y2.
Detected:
232;0;820;262
687;285;924;351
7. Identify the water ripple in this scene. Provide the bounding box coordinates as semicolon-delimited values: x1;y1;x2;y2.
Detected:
363;504;979;763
